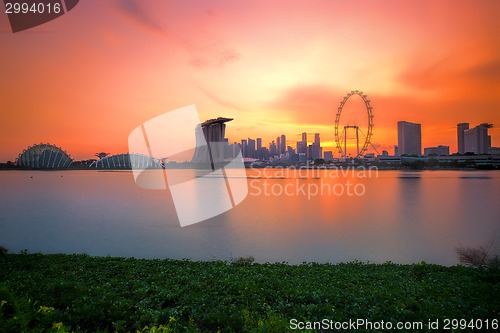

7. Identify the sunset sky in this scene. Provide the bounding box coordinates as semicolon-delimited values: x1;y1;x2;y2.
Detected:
1;0;500;161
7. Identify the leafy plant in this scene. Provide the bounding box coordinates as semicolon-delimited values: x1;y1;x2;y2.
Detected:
0;246;8;256
456;239;497;268
231;255;255;265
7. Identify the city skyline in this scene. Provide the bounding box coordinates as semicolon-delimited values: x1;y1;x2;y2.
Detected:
3;117;498;163
1;1;500;161
231;118;497;160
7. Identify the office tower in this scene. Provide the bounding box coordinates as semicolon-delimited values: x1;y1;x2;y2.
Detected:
314;133;320;145
256;138;263;159
225;141;240;160
397;121;422;156
228;142;239;159
394;145;399;156
269;141;277;156
247;138;256;158
324;151;333;161
241;139;248;157
309;133;321;159
276;136;281;155
457;123;469;154
424;145;450;156
280;134;286;156
296;141;306;155
302;132;307;146
464;123;492;154
256;138;262;151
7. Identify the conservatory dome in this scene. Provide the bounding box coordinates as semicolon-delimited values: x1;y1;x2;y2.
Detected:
16;143;73;169
89;153;162;169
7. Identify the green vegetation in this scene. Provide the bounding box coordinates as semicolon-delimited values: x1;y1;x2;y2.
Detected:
0;253;498;332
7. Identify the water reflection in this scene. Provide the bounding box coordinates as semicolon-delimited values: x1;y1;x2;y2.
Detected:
0;170;498;265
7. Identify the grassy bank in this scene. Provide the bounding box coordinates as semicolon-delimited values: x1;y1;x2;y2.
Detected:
0;253;498;332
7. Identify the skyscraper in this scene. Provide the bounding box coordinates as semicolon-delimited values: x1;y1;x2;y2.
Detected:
247;138;256;158
311;133;322;159
256;138;263;159
397;121;422;156
296;141;306;155
269;141;277;156
280;134;286;156
314;133;320;145
241;139;248;158
276;136;281;155
464;123;492;154
256;138;262;151
457;123;469;154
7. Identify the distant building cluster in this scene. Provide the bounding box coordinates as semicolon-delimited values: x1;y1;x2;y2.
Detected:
235;132;330;163
393;120;495;158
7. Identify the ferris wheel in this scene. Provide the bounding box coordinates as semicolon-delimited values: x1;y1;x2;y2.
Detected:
334;90;374;158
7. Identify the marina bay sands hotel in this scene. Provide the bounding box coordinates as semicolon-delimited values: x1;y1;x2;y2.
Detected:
191;117;234;165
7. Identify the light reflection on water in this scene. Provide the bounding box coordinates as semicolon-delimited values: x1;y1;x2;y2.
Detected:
0;169;498;265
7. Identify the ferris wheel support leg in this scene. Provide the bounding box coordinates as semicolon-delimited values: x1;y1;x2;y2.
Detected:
344;127;347;159
356;126;359;157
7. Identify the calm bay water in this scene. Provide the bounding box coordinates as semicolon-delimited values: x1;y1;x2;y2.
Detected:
0;169;498;265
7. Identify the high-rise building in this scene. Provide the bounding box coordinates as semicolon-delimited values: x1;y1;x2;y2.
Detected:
464;123;492;154
280;134;286;156
247;138;256;158
397;121;422;156
256;138;262;151
457;123;469;154
276;136;281;155
296;141;306;155
241;139;248;158
227;142;240;159
269;141;277;156
314;133;320;145
310;133;322;159
192;117;233;164
256;138;263;159
302;132;307;145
